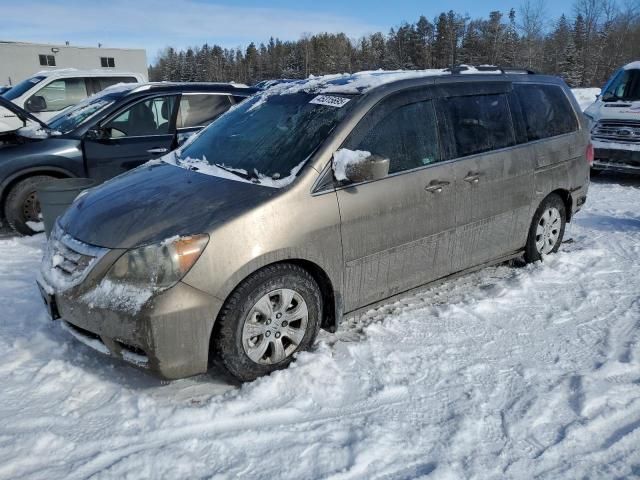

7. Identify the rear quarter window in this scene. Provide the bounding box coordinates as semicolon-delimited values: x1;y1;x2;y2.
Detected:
440;93;515;158
515;84;578;141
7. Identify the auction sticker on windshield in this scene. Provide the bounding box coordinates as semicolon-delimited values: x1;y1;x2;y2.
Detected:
309;95;350;108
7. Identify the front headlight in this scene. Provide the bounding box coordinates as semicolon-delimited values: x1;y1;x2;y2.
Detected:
106;234;209;289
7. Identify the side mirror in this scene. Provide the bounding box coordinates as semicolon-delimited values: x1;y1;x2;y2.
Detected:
334;150;390;183
25;95;47;113
85;127;109;140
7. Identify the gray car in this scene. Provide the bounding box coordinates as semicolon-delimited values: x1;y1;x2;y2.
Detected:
37;69;591;382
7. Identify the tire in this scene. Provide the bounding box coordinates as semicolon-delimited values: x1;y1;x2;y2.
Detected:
214;264;322;382
524;193;567;263
590;168;602;177
4;175;56;236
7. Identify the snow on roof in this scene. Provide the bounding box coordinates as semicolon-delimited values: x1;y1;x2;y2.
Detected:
250;66;505;109
623;61;640;70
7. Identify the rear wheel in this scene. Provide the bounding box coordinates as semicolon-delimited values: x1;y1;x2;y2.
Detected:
214;264;322;382
524;193;566;263
4;175;55;235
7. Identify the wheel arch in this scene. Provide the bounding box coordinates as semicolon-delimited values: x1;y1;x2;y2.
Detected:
548;188;573;222
0;167;75;217
207;258;341;366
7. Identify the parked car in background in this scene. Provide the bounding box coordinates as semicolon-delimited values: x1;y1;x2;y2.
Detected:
0;82;256;234
585;61;640;174
37;69;591;382
0;69;145;131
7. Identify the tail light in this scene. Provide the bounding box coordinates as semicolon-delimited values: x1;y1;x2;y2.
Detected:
586;142;594;167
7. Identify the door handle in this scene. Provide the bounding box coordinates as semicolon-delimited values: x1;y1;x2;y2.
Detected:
147;147;169;154
464;172;481;183
425;180;450;193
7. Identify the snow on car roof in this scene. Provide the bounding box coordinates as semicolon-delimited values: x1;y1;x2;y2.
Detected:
623;60;640;70
250;66;503;109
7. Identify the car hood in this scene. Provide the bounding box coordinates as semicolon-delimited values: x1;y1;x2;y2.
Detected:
59;162;279;249
585;100;640;121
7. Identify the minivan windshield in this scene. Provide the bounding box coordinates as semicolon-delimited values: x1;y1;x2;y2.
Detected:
47;91;123;133
3;76;46;100
602;68;640;102
179;92;355;183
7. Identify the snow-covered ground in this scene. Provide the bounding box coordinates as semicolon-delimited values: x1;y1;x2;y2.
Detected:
572;87;601;111
1;174;639;479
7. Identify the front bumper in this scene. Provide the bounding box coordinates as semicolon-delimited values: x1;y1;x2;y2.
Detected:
37;276;223;380
593;145;640;174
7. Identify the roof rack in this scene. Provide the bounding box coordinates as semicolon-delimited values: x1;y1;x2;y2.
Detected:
445;65;537;75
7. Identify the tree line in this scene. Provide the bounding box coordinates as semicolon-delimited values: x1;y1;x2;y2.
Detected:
148;0;640;88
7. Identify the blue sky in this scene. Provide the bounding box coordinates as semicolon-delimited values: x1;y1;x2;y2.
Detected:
3;0;576;63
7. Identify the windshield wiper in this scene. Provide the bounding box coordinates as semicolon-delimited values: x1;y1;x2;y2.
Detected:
214;163;262;183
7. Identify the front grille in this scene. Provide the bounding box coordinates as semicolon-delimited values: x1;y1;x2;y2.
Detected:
40;223;109;292
592;119;640;144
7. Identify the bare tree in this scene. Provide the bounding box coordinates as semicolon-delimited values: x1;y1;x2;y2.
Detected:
519;0;547;70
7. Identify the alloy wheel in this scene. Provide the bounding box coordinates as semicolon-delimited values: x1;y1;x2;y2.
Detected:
535;207;561;255
242;288;309;365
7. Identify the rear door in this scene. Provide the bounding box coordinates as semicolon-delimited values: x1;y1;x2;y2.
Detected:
335;88;457;312
83;94;178;182
175;93;234;145
437;83;534;269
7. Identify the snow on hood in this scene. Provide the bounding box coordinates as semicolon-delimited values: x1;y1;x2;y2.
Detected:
16;122;61;139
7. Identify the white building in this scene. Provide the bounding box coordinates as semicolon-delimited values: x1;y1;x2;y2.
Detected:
0;40;148;85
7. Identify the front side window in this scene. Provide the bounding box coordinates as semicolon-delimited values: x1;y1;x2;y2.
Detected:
177;94;232;128
104;96;176;138
29;78;88;112
440;94;515;158
515;84;578;141
344;99;440;174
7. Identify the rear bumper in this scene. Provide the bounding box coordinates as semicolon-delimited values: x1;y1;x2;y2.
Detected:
593;145;640;174
38;277;223;380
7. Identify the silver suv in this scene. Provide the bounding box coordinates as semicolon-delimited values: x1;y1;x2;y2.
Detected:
37;70;591;382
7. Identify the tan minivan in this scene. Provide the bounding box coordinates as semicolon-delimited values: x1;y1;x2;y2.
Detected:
38;69;591;382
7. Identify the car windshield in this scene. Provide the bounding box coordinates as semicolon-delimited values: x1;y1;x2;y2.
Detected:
3;76;46;100
47;91;123;133
602;68;640;102
178;91;355;183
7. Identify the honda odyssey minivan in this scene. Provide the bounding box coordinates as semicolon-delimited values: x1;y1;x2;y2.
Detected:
38;69;591;382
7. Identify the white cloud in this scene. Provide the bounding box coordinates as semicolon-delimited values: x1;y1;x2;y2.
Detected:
1;0;383;61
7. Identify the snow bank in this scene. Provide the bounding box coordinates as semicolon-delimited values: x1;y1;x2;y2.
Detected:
332;148;371;181
1;180;640;478
572;88;601;111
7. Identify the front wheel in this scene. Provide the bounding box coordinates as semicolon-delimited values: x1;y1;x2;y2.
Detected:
524;193;566;263
4;175;56;235
214;264;322;382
